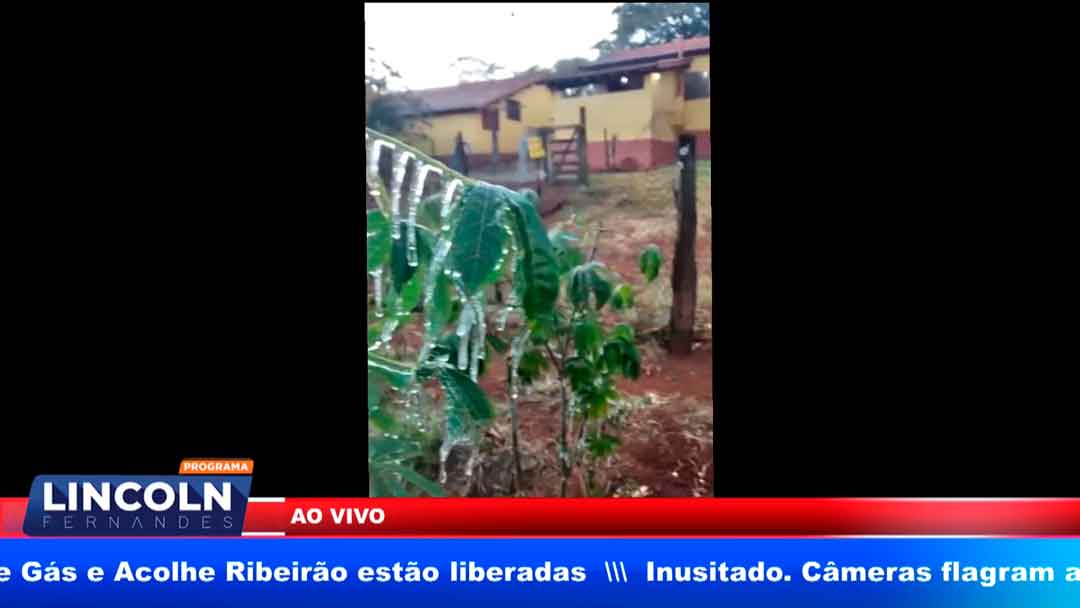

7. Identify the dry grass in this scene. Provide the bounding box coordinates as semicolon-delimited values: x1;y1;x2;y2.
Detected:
552;161;713;335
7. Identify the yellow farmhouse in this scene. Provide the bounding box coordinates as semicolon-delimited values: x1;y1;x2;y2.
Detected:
399;36;710;173
398;74;554;169
548;36;710;171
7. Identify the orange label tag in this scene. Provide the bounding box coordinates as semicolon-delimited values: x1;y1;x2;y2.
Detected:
179;459;254;475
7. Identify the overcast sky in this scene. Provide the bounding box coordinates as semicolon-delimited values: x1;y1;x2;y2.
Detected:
365;3;620;90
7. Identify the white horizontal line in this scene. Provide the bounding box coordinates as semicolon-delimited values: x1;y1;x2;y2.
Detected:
242;532;286;537
248;497;287;503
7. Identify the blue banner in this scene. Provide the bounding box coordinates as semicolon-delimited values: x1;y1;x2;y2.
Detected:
0;538;1077;605
23;476;251;536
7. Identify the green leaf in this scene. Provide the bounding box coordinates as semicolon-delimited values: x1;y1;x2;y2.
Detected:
368;352;414;389
611;323;636;345
505;192;559;319
640;245;663;283
438;367;495;423
621;341;641;379
383;463;447;497
586;433;621;458
611;283;635;311
369;437;421;463
573;318;603;358
564;356;593;392
486;333;509;354
603;341;624;372
367;210;391;272
557;247;585;276
517;349;549;384
549;228;580;250
370;470;400;497
569;262;613;310
430;334;488;377
390;221;434;293
428;271;455;334
527;311;560;344
367;371;397;431
450;184;508;293
592;269;613;309
569;265;591;308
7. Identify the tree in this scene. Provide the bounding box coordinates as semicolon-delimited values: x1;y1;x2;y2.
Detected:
366;46;429;141
551;57;591;77
594;3;710;56
451;56;510;83
515;65;553;79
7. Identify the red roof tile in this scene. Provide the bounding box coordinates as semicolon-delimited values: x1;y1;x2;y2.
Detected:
396;74;543;116
586;36;710;69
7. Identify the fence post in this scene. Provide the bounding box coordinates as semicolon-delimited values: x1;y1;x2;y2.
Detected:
577;108;589;186
541;128;552;183
669;140;697;356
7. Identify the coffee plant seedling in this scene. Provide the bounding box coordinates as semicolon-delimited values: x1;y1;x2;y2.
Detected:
510;226;663;496
366;127;558;496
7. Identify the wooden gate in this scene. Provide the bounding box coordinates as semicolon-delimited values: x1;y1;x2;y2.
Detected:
541;108;589;186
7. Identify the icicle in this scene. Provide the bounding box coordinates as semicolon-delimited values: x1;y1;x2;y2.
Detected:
378;311;399;347
473;297;486;361
407;164;442;267
469;296;484;381
416;238;453;367
462;445;480;483
438;440;453;484
455;303;473;371
496;305;512;332
389;150;413;240
440;179;462;231
370;268;383;318
368;139;394;190
509;329;531;401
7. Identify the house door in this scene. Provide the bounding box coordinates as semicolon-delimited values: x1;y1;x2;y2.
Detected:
677;134;696;168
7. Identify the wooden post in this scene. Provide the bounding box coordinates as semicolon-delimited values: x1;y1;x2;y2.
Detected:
491;129;499;175
603;128;609;170
577;107;589;186
541;128;552;183
669;139;697;356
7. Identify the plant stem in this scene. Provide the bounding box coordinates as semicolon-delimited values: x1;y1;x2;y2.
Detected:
557;370;571;498
507;351;522;493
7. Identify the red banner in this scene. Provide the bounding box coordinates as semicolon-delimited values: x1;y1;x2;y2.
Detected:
5;498;1080;538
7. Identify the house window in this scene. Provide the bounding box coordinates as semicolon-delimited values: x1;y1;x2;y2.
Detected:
685;71;710;100
506;99;521;121
482;106;499;131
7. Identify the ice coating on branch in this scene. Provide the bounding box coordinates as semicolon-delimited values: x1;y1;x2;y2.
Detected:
370;268;383;318
389;150;414;240
455;303;473;371
368;139;394;191
509;328;531;402
469;296;485;381
438;440;452;484
378;304;400;348
407;164;442;267
416;237;453;368
441;179;462;231
496;305;513;332
438;418;471;486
